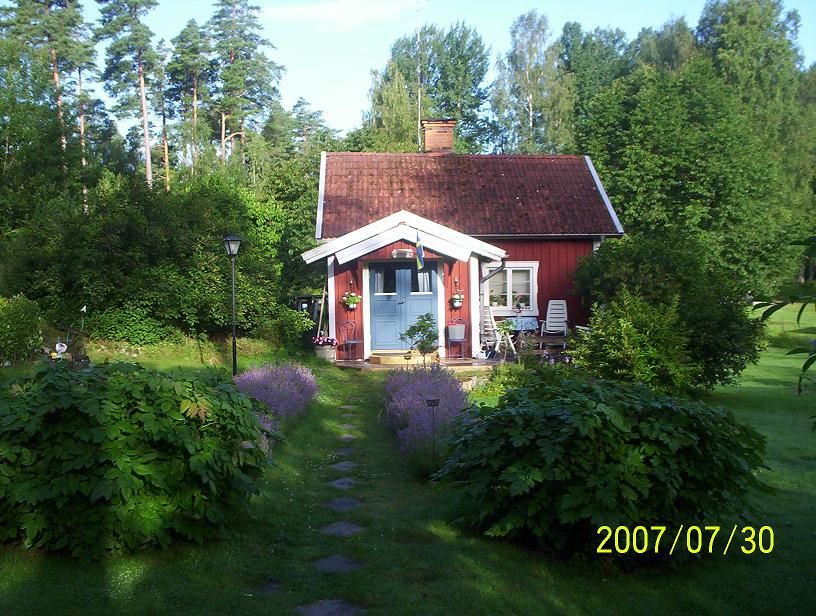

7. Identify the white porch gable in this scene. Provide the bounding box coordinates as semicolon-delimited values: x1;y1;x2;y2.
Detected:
301;210;507;264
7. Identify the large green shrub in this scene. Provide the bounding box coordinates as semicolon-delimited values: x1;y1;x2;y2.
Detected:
571;289;696;394
0;294;42;364
88;304;183;345
437;372;766;555
574;233;765;389
0;362;270;557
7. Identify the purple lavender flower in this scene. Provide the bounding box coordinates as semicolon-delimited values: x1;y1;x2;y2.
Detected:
383;368;468;458
235;363;318;428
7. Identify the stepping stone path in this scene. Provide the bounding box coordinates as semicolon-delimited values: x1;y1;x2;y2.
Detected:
320;521;364;537
329;461;358;471
314;554;362;573
294;398;367;616
341;413;356;418
324;497;364;512
328;477;358;490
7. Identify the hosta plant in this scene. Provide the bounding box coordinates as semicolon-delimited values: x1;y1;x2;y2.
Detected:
0;362;270;558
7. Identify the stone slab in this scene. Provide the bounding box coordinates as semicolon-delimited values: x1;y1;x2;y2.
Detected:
314;554;362;573
328;477;358;490
320;521;364;537
329;461;358;471
338;433;357;441
339;405;356;410
339;423;357;430
341;413;356;418
335;448;357;457
324;497;364;512
295;600;366;616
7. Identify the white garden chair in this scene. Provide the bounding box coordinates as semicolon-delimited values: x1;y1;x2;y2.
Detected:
481;306;516;356
539;300;568;349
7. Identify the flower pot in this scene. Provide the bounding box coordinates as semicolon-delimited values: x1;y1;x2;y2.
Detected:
345;303;358;311
314;345;336;361
448;324;466;341
451;299;463;309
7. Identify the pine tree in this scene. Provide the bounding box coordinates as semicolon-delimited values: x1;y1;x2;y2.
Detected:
167;19;212;170
207;0;282;162
151;39;171;191
95;0;158;188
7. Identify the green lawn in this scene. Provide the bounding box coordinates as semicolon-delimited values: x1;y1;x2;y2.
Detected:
0;306;814;615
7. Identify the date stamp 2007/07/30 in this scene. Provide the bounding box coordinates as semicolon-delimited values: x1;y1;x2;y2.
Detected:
596;525;774;556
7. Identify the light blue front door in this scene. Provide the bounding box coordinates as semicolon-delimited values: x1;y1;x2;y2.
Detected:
370;263;438;350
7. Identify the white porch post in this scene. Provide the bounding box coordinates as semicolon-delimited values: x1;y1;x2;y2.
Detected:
327;257;336;339
362;263;371;359
469;256;480;358
437;261;446;358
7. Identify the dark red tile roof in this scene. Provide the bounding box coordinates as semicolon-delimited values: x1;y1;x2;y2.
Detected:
318;153;622;238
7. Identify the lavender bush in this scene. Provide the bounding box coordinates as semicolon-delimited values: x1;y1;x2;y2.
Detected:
235;363;318;430
383;368;468;472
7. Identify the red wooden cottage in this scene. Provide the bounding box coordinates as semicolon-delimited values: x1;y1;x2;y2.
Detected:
302;120;623;361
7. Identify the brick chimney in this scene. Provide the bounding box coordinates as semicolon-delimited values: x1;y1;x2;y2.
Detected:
421;119;456;153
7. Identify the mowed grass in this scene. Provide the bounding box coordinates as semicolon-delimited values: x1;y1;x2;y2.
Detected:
0;306;814;615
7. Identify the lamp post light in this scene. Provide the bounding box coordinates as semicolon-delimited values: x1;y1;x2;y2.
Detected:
223;236;242;377
426;397;440;469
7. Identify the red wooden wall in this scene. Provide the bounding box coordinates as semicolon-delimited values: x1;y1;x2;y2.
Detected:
333;259;363;360
489;239;593;325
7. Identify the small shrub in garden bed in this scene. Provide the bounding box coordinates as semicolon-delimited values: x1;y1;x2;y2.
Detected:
235;363;318;429
383;368;469;474
0;362;270;558
436;373;766;558
0;294;42;364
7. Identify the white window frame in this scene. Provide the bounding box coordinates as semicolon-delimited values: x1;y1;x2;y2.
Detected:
481;261;539;317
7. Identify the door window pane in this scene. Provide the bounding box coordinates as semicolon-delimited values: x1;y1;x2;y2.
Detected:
511;269;531;308
411;267;432;293
374;267;396;294
488;270;507;307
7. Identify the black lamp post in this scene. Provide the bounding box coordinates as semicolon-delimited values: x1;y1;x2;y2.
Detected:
426;397;440;469
223;236;242;376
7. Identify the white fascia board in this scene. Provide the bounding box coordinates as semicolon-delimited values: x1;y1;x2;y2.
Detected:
362;263;371;359
326;257;336;339
335;224;474;264
315;151;327;239
584;156;624;235
469;256;480;358
436;262;445;358
302;209;507;264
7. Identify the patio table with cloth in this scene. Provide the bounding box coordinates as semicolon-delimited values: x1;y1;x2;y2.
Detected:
505;316;540;332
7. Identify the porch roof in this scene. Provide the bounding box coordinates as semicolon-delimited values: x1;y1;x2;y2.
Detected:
301;210;508;265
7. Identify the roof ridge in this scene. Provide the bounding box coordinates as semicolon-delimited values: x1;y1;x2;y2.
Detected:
325;151;587;159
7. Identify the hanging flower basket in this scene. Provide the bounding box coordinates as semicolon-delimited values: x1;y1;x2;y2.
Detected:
341;291;361;310
450;292;465;310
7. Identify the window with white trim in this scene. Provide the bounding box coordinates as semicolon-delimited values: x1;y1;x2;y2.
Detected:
483;261;539;316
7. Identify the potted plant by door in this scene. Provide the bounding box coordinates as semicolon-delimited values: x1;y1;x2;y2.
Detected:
450;291;464;310
312;334;338;360
341;291;361;311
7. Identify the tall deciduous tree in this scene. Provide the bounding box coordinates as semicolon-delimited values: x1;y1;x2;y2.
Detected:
632;17;697;69
167;19;212;170
96;0;159;188
207;0;282;162
491;10;573;153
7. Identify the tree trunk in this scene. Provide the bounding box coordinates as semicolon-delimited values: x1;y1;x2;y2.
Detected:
162;111;170;192
44;5;66;153
78;67;88;214
138;61;153;188
220;112;227;163
191;75;197;169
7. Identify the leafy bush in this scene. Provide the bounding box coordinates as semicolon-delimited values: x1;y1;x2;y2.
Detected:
383;368;468;474
0;362;270;557
252;305;315;349
0;294;42;364
437;374;766;556
88;304;183;345
574;233;765;389
571;288;696;394
234;362;318;430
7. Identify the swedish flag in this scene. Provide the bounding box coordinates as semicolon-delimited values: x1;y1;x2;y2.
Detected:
415;230;425;270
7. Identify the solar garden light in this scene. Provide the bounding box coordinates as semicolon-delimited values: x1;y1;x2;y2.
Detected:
426;397;440;469
223;236;242;377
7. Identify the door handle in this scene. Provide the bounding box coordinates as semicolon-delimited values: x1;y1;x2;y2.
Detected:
398;297;405;304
